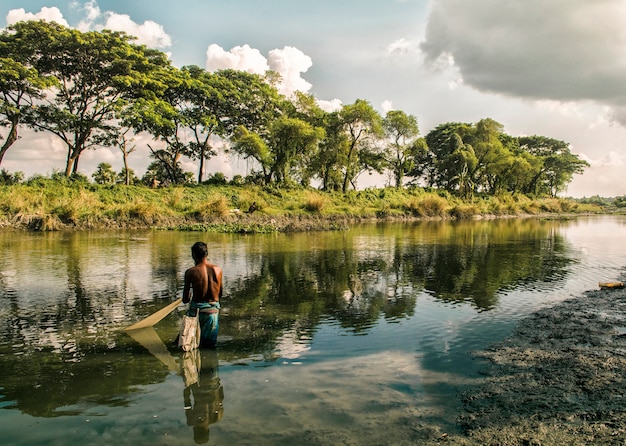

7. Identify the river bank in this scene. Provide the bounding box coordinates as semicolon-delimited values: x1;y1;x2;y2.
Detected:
451;278;626;445
0;182;601;232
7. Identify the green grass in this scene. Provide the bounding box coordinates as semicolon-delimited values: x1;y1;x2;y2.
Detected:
0;180;604;232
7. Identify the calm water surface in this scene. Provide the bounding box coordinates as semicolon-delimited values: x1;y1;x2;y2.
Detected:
1;216;626;445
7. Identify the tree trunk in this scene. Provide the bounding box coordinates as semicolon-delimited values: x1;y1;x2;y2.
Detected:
123;152;130;185
197;155;205;184
0;118;18;166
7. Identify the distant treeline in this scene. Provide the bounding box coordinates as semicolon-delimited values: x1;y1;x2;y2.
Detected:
0;20;588;197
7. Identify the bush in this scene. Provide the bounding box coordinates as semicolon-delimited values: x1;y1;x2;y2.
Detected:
415;195;448;217
0;169;24;185
450;203;480;219
303;193;326;213
204;172;228;185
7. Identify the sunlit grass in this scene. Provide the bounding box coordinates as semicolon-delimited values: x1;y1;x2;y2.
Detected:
0;180;600;232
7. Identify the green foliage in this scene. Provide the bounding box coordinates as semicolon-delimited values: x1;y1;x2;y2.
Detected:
410;194;448;217
5;20;172;177
0;22;588;197
116;167;139;185
303;193;326;213
0;182;604;231
203;172;228;185
383;109;420;187
92;163;117;185
0;169;23;185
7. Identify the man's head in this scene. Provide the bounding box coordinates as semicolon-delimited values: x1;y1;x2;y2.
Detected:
191;241;208;261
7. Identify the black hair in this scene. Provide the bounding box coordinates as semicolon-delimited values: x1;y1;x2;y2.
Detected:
191;241;208;259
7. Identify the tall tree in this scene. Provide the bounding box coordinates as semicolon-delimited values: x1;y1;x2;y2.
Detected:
465;118;509;195
16;20;171;177
113;128;136;186
0;22;56;166
268;116;324;185
382;110;420;187
230;125;272;181
337;99;384;192
226;69;294;184
518;135;589;196
177;66;236;183
425;122;475;193
312;111;347;191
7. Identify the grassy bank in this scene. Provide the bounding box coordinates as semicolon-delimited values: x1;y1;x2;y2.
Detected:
0;180;604;232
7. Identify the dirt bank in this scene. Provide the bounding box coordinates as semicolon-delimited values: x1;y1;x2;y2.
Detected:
453;279;626;445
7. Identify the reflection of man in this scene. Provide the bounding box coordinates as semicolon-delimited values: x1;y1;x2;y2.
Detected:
182;349;224;444
183;241;222;348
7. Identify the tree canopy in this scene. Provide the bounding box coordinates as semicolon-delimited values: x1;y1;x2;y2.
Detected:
0;20;589;197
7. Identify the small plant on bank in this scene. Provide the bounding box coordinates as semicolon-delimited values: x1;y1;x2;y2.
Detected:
303;193;326;213
414;194;448;217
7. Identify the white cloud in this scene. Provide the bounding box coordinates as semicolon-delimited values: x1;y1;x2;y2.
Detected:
206;44;269;74
75;0;100;31
580;151;625;168
101;13;171;48
316;98;343;113
7;2;172;49
206;44;314;97
6;7;69;27
267;46;313;96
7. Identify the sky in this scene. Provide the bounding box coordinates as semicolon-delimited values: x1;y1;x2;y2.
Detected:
2;0;626;197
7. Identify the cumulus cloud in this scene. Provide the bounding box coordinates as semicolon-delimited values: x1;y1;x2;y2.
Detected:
75;0;100;31
7;2;172;49
421;0;626;122
6;6;69;27
101;13;172;48
267;46;313;96
206;44;314;97
316;98;343;112
206;44;269;74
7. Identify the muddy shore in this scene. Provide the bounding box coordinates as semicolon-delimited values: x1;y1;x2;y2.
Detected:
450;278;626;445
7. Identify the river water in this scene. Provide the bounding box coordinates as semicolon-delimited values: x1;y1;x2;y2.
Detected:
1;215;625;445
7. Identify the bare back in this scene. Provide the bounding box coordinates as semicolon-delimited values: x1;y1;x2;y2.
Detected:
183;261;223;304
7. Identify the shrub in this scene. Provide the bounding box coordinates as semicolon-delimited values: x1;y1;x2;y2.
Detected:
303;193;326;213
204;195;230;217
415;195;448;217
450;203;479;219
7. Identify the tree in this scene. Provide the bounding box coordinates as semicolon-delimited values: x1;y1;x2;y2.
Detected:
218;69;284;140
177;66;232;183
226;70;300;185
0;22;56;166
268;116;324;185
382;110;420;187
465;118;509;195
116;167;138;185
16;20;171;177
425;122;475;193
92;162;116;185
113;128;136;186
426;121;588;197
314;111;348;191
337;99;384;192
141;159;192;187
518;135;589;196
230;125;272;181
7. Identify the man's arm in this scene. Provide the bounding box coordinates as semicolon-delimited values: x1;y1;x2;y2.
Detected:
182;269;192;304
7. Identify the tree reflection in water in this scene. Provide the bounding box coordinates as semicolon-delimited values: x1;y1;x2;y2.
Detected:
0;218;575;421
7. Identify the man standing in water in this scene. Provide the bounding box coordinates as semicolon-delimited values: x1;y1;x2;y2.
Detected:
183;242;222;348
